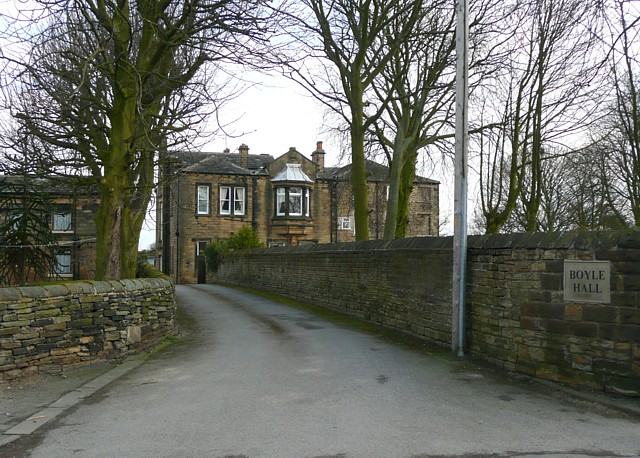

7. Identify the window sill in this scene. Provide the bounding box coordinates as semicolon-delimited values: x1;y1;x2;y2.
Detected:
273;216;312;220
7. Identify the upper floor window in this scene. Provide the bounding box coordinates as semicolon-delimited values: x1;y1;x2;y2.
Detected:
196;184;210;215
53;207;72;232
288;187;302;216
220;185;245;216
276;187;311;217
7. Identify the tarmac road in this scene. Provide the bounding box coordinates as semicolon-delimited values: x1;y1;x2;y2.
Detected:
2;284;640;457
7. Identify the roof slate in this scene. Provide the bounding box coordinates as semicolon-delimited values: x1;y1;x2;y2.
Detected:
0;175;98;195
169;150;438;184
169;151;274;176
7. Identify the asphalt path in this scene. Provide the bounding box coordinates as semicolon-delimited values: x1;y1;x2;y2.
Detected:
5;284;640;457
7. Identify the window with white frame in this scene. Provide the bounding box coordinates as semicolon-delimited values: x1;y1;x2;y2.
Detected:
53;207;72;232
196;184;210;215
338;216;352;230
276;188;287;216
275;187;311;217
288;187;302;216
196;240;209;256
305;189;310;217
53;252;72;275
234;187;245;215
220;185;245;216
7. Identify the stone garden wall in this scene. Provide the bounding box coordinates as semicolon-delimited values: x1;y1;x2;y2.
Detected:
0;278;176;380
212;231;640;395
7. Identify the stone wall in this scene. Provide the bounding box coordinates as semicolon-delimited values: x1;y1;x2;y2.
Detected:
212;231;640;395
0;278;176;380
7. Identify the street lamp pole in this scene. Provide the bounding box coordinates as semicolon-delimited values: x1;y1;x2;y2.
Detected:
452;0;469;356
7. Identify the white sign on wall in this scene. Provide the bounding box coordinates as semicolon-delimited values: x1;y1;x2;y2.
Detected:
563;260;611;304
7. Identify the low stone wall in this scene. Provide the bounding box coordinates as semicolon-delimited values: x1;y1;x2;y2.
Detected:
212;230;640;395
0;278;176;380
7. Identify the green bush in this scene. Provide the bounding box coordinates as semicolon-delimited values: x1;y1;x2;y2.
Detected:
204;240;225;272
225;226;264;251
205;227;263;272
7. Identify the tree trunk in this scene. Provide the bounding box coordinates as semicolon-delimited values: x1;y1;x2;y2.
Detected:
351;104;369;241
94;184;145;281
93;92;146;280
384;140;405;240
395;149;417;238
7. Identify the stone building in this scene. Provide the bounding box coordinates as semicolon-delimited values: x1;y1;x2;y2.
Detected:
157;142;439;284
0;175;98;284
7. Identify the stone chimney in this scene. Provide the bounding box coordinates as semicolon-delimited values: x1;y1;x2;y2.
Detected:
239;143;249;169
311;141;325;173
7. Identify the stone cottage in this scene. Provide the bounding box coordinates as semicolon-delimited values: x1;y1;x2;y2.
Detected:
156;142;439;284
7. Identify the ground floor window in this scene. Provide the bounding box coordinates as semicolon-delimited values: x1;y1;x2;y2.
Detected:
53;252;72;275
338;216;352;230
196;240;209;256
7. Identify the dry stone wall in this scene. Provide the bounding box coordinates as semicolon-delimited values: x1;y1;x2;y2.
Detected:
213;230;640;395
0;278;175;380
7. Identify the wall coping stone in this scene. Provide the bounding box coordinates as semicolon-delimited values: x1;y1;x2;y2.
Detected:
91;281;114;294
18;286;48;298
120;279;139;291
66;282;95;294
43;284;70;297
110;281;125;292
0;288;22;301
467;229;639;251
0;278;173;301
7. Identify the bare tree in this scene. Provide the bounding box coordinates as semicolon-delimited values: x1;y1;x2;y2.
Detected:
599;0;640;226
278;0;422;240
367;1;456;239
369;0;508;239
476;0;604;234
0;0;280;280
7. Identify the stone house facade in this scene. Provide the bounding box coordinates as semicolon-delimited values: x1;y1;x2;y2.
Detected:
157;142;439;284
0;176;98;284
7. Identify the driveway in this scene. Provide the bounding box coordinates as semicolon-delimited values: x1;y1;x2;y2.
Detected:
3;284;639;457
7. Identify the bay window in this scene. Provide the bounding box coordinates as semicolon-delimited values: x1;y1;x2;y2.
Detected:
275;186;311;217
288;187;302;216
